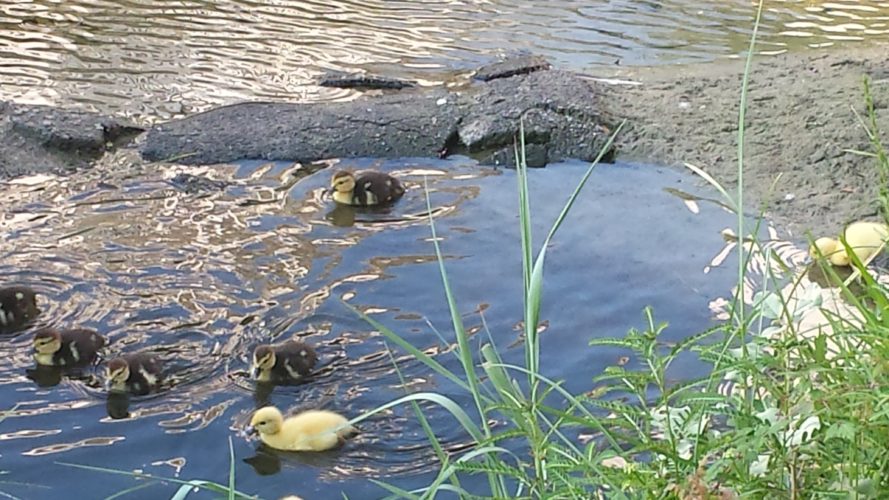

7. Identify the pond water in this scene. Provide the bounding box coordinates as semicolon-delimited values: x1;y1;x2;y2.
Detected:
2;1;889;121
0;158;764;498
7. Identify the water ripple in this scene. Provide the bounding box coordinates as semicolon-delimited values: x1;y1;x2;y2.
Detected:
1;1;888;119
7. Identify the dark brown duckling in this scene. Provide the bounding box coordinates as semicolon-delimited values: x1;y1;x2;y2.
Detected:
329;170;405;206
33;327;106;367
0;286;40;331
105;353;163;395
251;341;317;384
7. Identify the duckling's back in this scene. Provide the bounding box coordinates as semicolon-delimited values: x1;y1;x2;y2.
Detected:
282;410;354;451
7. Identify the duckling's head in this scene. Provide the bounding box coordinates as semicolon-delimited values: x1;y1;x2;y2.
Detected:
33;329;62;355
330;171;356;194
251;345;277;379
250;406;284;435
106;358;131;388
809;237;839;261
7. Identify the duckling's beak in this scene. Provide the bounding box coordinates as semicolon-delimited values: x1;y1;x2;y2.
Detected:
250;365;258;379
246;425;257;436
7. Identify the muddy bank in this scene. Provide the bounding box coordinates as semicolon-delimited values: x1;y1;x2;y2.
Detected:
605;43;889;236
3;46;888;235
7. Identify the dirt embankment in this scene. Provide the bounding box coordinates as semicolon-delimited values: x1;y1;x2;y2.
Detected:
605;44;889;236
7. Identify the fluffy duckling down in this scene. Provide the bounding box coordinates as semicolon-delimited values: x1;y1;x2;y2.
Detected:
105;353;163;395
329;170;405;206
810;221;889;266
0;286;40;330
249;406;355;452
251;341;317;384
33;327;106;367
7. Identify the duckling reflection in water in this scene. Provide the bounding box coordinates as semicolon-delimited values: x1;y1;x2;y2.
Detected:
0;286;40;331
33;327;106;367
105;353;164;395
252;341;317;385
328;170;405;206
249;406;355;452
105;391;132;419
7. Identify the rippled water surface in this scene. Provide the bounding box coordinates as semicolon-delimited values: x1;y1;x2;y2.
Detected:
1;1;888;120
0;156;777;498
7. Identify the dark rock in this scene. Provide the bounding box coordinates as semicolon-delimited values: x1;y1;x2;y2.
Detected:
0;101;142;179
141;91;466;165
141;66;616;168
480;143;549;168
452;70;615;166
318;71;416;90
473;55;552;82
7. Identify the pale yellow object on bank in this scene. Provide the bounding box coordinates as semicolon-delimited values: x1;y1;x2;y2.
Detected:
809;221;889;266
250;406;354;452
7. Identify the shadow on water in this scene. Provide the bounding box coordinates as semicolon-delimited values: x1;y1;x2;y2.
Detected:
0;154;800;498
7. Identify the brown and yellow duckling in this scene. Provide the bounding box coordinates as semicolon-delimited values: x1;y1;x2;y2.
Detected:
33;327;106;367
809;221;889;266
249;406;355;452
105;353;164;395
0;286;40;330
251;341;317;384
329;170;405;206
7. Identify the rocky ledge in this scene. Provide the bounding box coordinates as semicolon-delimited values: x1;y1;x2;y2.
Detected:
0;101;142;178
139;57;614;168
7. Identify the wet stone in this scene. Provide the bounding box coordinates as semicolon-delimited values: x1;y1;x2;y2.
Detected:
473;55;552;82
0;101;143;179
317;71;417;90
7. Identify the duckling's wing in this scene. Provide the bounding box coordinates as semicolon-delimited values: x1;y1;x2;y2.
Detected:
355;172;404;204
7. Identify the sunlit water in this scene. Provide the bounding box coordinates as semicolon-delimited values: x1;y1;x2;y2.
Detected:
0;157;796;498
1;1;889;121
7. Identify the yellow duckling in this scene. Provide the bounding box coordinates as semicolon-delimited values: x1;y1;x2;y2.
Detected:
329;170;405;206
249;406;355;452
810;221;889;266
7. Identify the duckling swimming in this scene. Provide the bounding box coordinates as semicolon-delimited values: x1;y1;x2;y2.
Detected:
0;286;39;331
329;170;405;206
249;406;355;452
251;341;317;384
33;327;106;367
810;221;889;266
105;353;163;395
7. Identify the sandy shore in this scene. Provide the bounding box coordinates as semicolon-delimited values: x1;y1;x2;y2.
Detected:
604;43;889;237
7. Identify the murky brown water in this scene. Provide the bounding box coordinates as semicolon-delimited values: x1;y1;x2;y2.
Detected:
2;1;888;122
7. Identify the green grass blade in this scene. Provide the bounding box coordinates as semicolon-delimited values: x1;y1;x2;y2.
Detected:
370;479;422;500
343;301;472;393
542;120;626;243
103;481;156;500
56;463;254;499
348;392;482;442
227;436;235;500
